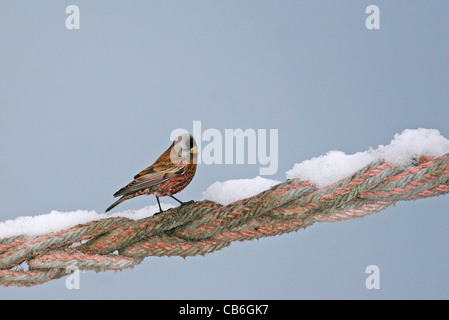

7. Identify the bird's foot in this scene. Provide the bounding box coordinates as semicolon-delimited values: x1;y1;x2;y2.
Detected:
170;195;195;206
180;200;195;206
153;210;164;216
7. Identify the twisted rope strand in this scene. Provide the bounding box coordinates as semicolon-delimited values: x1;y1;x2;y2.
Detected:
1;153;448;287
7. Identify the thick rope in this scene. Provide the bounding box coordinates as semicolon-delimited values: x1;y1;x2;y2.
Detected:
1;154;448;287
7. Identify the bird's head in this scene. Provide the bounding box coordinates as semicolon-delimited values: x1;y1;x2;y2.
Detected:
171;133;198;164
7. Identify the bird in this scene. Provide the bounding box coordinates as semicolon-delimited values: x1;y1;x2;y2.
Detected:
105;133;198;214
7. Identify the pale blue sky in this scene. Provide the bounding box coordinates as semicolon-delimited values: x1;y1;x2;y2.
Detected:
0;1;448;299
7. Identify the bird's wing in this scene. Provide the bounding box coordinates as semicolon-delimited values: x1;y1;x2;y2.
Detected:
133;162;181;179
113;164;186;197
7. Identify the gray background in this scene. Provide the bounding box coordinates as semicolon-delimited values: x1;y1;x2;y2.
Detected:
0;1;447;299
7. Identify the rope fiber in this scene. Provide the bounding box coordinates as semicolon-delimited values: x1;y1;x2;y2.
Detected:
1;153;448;287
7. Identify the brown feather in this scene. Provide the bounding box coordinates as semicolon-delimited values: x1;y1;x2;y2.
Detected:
105;194;135;212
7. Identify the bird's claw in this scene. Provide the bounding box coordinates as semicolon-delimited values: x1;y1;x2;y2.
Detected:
153;200;194;216
154;210;164;216
181;200;195;206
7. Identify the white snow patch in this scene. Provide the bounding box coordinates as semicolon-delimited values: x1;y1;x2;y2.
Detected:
202;176;281;206
286;150;375;189
0;203;173;238
375;128;449;167
286;128;449;188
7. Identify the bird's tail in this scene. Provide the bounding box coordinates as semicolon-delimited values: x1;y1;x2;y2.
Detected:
105;194;134;212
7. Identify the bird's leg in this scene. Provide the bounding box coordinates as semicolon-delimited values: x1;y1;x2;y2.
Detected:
154;196;163;215
170;195;184;204
170;195;194;206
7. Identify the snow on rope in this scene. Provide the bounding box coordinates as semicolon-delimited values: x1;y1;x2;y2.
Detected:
1;128;448;287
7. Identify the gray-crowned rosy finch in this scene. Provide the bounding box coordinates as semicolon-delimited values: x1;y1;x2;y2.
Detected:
106;133;197;213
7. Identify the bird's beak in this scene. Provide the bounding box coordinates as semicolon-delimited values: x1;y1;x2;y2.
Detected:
190;146;198;155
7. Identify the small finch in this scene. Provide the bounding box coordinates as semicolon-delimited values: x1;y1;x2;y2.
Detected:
105;133;198;213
